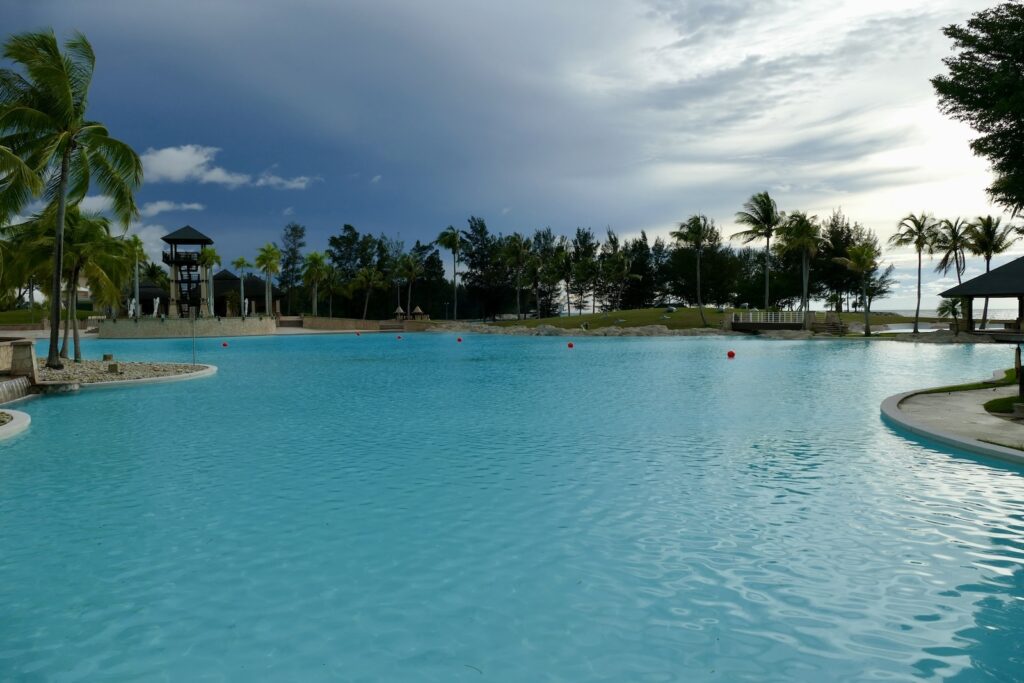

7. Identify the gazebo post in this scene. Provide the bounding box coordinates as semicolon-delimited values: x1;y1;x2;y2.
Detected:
965;297;974;332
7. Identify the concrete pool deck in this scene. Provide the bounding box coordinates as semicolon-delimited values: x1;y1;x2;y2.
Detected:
881;376;1024;466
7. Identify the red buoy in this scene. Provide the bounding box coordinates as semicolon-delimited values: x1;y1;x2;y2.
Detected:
457;337;463;343
567;341;575;349
727;350;736;359
222;342;228;348
396;335;402;340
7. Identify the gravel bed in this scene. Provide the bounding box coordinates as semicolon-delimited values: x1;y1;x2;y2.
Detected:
36;359;204;384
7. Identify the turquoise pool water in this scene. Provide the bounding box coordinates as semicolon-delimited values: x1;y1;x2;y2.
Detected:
1;334;1022;681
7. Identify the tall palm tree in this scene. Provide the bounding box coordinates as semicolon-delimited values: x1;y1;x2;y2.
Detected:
967;215;1018;329
834;242;881;337
436;225;462;320
397;252;424;318
125;235;145;319
231;256;252;317
933;217;970;285
352;266;386;320
889;213;938;334
198;246;221;317
671;214;720;326
255;243;281;317
503;232;532;319
0;30;142;368
302;251;329;317
0;142;42;224
777;211;821;327
732;191;784;310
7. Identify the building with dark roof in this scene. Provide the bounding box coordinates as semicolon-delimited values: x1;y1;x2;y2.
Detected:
941;256;1024;340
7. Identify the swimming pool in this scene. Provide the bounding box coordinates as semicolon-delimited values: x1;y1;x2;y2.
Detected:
1;334;1021;681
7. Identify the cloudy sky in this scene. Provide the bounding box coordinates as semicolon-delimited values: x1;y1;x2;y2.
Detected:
3;0;1019;310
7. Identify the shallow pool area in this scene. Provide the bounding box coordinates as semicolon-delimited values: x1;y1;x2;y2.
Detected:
1;334;1022;681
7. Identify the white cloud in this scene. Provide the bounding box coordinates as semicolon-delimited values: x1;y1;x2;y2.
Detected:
370;175;382;184
282;206;295;216
255;170;318;190
141;145;314;190
140;200;205;218
127;222;169;263
79;195;113;213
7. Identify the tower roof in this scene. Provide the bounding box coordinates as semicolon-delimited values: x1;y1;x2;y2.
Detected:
161;225;214;245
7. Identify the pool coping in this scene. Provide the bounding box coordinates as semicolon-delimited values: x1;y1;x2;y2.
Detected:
0;409;31;441
880;369;1024;467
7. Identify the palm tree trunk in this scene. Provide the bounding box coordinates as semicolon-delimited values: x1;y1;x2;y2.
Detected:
72;277;82;362
863;280;870;337
764;236;771;310
452;250;458;321
802;251;810;329
60;276;73;359
914;250;922;334
535;285;541;319
696;249;706;326
565;275;572;317
981;258;991;329
407;279;413;319
363;288;371;320
312;284;318;317
134;256;140;320
516;283;521;320
46;150;71;369
240;274;245;318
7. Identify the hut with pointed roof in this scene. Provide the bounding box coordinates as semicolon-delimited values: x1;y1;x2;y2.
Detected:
940;256;1024;341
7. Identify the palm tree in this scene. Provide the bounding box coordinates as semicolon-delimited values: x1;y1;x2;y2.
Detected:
0;142;42;224
834;241;881;337
143;262;169;291
436;225;462;320
777;211;821;327
503;233;532;319
255;243;281;317
198;246;221;317
732;191;783;310
936;297;963;336
302;251;329;317
125;235;145;319
889;213;937;334
231;256;252;317
1;30;142;369
671;214;720;326
933;217;970;285
967;215;1018;329
352;266;386;320
397;253;424;318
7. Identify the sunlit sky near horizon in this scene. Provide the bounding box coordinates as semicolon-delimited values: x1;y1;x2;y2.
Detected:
3;0;1020;310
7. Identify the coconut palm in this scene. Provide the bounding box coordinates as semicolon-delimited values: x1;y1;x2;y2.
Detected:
302;251;329;317
397;252;424;318
671;214;720;326
255;243;281;316
733;191;783;310
503;232;532;319
933;217;971;285
967;215;1018;329
198;246;221;317
889;213;938;334
143;262;169;291
436;225;462;320
0;142;42;224
352;265;386;320
777;212;821;327
124;234;145;319
231;256;252;317
0;30;143;368
834;241;881;337
936;297;963;336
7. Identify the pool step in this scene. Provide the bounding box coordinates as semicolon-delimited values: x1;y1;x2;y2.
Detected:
0;377;31;405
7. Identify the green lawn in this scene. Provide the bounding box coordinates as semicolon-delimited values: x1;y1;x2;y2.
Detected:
0;309;93;324
916;368;1016;395
493;307;935;332
985;395;1018;414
